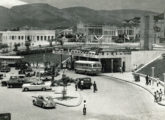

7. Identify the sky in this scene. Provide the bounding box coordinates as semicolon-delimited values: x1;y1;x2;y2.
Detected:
0;0;165;12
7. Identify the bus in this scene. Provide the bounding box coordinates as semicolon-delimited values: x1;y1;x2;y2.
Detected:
0;56;24;66
74;60;102;75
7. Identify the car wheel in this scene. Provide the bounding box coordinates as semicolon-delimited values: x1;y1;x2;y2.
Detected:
10;85;13;88
42;88;46;91
32;100;36;105
41;103;45;108
24;88;29;91
7;84;10;88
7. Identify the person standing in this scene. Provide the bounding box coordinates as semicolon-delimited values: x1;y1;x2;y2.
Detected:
80;80;84;90
93;81;97;93
145;75;148;85
83;100;86;115
75;81;78;91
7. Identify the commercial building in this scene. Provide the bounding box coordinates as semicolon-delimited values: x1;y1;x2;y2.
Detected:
1;30;56;50
77;22;140;43
154;12;165;45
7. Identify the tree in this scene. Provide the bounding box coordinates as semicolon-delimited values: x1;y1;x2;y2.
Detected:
13;43;20;51
0;44;8;49
61;73;70;99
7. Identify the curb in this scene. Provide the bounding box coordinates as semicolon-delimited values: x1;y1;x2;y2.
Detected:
56;92;83;107
102;75;165;106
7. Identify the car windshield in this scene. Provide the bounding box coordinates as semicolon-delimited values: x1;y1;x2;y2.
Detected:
45;97;53;101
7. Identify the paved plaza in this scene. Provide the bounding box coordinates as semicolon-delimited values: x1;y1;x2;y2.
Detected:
1;69;165;120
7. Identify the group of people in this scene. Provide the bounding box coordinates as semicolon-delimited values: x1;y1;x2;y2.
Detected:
145;75;151;85
154;89;163;102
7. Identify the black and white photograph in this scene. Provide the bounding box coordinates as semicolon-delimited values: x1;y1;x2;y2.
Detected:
0;0;165;120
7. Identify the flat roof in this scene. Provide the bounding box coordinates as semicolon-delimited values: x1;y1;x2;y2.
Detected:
0;56;24;59
75;60;101;64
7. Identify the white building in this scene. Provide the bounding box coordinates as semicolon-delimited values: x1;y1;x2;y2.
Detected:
77;22;140;43
1;30;56;50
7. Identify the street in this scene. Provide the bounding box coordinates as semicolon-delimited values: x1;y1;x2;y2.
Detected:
0;70;165;120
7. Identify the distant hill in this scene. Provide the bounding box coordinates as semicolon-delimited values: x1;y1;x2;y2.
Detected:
0;3;159;30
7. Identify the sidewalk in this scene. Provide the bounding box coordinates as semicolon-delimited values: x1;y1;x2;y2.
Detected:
102;72;165;106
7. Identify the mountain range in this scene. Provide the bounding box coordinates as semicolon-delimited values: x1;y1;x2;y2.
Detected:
0;3;158;30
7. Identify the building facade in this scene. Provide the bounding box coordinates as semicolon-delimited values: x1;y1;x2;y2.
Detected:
1;30;56;50
77;22;140;43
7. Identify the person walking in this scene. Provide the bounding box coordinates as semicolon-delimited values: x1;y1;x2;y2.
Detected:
154;92;157;102
159;89;163;102
83;100;87;115
75;81;78;91
145;75;149;85
80;80;84;90
93;81;97;93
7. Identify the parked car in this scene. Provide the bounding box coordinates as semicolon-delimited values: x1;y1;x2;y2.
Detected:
0;74;3;80
0;67;10;73
1;75;25;86
40;76;52;82
32;95;56;108
7;78;31;88
22;81;51;91
76;77;92;89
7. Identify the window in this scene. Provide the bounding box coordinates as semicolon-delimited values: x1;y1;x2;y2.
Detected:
44;36;47;40
41;36;43;41
37;36;39;41
51;36;54;39
12;36;14;40
48;36;50;40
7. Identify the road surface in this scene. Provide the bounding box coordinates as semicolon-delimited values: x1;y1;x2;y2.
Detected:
0;71;165;120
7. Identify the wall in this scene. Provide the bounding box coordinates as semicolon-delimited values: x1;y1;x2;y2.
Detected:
131;50;165;70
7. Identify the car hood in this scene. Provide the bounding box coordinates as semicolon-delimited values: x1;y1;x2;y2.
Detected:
22;83;31;87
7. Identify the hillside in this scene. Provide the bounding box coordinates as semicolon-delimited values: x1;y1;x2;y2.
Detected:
0;3;159;30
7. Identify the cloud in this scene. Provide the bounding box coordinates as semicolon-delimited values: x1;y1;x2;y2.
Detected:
0;0;27;8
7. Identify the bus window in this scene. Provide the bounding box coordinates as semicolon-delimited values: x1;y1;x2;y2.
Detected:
93;64;97;67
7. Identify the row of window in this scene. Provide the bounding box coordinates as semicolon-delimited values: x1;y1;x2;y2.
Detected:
104;31;116;36
75;63;101;68
3;35;55;41
118;29;134;35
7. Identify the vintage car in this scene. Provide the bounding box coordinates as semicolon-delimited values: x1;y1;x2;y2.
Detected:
32;95;56;108
1;75;25;86
40;76;52;82
7;78;31;88
0;67;11;73
22;81;51;91
76;77;92;89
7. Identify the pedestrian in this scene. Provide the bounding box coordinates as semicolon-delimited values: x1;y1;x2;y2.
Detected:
75;81;78;91
154;92;157;102
156;90;159;102
159;89;163;102
80;80;84;90
145;75;149;85
148;77;151;85
83;100;86;115
119;66;122;73
93;81;97;93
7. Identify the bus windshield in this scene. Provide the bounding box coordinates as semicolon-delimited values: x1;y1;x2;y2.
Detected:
93;64;101;68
